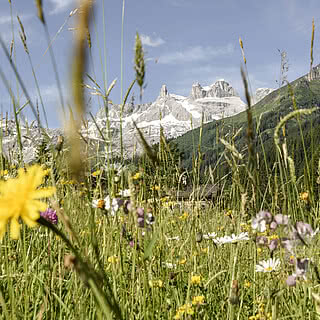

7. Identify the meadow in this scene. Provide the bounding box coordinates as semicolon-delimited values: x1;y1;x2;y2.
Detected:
1;1;320;319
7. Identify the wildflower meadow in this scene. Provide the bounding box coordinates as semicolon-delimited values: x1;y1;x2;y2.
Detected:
1;1;320;319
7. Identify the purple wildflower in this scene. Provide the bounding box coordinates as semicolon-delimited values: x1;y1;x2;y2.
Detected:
40;208;58;225
252;211;273;232
274;214;289;225
137;207;145;228
268;239;279;252
286;275;297;287
123;200;132;214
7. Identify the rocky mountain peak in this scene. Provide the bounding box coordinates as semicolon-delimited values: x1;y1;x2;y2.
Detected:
190;80;238;100
306;63;320;81
252;88;275;104
159;84;169;98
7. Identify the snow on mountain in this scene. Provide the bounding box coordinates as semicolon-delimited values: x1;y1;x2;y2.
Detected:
82;80;247;157
0;80;250;163
252;88;275;104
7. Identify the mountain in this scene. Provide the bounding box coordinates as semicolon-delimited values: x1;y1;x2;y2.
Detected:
0;119;61;164
252;88;275;104
82;80;247;157
174;64;320;175
0;79;274;164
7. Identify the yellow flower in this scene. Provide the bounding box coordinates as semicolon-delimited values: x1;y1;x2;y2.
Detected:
225;209;233;217
0;169;8;176
244;280;251;288
191;275;201;285
132;172;141;180
179;258;187;265
192;295;205;305
300;191;309;202
97;199;105;209
178;212;188;220
43;168;51;176
201;247;209;254
148;279;163;288
175;303;194;318
257;247;262;254
108;255;119;264
92;169;101;177
268;234;279;240
185;304;194;315
0;165;55;240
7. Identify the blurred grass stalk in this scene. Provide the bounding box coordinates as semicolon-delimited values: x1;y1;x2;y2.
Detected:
69;0;93;180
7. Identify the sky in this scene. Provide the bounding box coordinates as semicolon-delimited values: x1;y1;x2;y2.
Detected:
0;0;319;128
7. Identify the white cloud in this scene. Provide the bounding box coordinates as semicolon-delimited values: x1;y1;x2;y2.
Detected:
0;13;33;26
158;44;234;64
0;13;34;43
49;0;76;15
0;15;12;25
140;34;165;47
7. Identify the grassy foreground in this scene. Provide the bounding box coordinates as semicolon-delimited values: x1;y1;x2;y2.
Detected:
1;1;320;319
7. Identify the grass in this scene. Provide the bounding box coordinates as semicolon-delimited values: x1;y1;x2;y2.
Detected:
1;1;320;319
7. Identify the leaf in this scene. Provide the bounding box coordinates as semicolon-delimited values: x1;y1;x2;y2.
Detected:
143;230;159;260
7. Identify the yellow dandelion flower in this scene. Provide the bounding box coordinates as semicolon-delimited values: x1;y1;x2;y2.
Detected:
179;258;187;265
107;255;119;264
268;234;279;240
92;169;101;177
178;212;188;220
244;280;251;288
300;191;309;202
185;304;194;315
192;295;205;305
148;279;163;288
191;275;201;285
225;209;233;217
43;168;51;176
0;165;56;240
257;247;262;254
132;172;141;180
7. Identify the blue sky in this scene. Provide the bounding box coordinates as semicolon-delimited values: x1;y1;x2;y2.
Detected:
0;0;319;128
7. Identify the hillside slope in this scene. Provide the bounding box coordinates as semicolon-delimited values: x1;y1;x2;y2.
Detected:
175;65;320;180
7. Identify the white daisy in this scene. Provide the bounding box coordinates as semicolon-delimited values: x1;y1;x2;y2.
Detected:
255;258;280;272
213;232;249;245
162;262;177;269
93;196;123;216
165;236;180;241
118;189;131;197
202;232;217;240
105;195;123;216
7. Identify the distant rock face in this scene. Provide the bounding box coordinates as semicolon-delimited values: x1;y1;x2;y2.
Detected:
81;80;247;158
252;88;275;104
1;80;247;162
1;120;62;164
159;84;169;98
190;80;238;100
306;63;320;81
